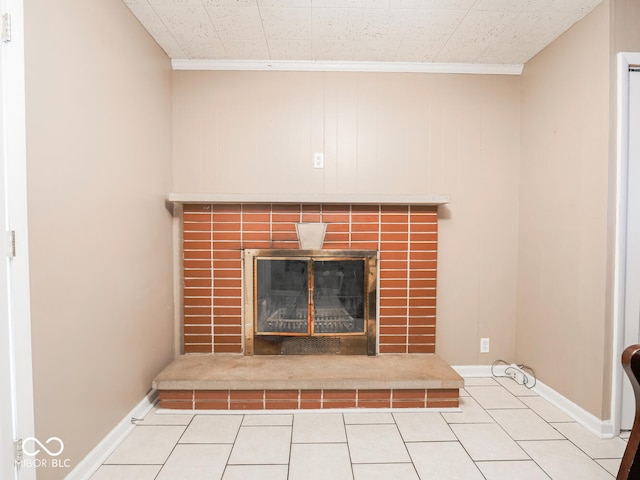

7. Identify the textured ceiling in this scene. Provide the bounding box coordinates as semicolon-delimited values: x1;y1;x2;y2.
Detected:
122;0;602;67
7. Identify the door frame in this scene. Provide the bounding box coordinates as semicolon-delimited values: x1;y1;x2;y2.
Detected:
0;37;16;478
0;0;35;478
612;52;640;434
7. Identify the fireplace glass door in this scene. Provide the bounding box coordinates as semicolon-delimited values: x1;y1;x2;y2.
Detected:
245;249;377;355
256;258;365;336
313;260;364;334
256;259;309;334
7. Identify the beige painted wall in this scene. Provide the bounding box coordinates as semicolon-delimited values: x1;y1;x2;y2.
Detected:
24;1;174;477
173;71;521;365
518;2;611;418
613;0;640;53
606;0;640;421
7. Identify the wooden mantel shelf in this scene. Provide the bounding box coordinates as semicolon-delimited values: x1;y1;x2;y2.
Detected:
166;193;450;215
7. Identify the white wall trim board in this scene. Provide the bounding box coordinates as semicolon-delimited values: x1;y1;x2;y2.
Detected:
453;365;506;378
534;376;615;439
453;365;614;439
171;59;524;76
65;391;158;480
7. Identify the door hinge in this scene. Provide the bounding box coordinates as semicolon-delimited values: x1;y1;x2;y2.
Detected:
2;13;11;43
14;439;23;467
8;230;16;258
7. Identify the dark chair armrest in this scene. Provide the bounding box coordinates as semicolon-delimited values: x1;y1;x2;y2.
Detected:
618;345;640;480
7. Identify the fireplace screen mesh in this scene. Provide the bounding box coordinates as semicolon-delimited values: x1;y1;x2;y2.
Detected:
256;258;365;335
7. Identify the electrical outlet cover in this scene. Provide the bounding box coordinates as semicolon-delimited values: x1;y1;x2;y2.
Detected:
313;152;324;168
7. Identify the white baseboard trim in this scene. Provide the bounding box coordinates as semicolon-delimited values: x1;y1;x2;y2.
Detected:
453;365;614;439
453;364;506;378
533;377;615;439
65;390;158;480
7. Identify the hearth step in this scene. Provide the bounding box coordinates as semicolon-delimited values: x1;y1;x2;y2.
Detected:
152;354;464;411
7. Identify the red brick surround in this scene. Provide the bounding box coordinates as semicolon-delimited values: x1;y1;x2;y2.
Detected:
182;203;438;355
158;388;458;410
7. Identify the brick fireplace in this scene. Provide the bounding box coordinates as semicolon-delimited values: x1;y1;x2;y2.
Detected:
154;198;463;411
182;202;438;356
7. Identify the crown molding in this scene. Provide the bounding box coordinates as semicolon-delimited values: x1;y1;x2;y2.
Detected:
171;59;523;76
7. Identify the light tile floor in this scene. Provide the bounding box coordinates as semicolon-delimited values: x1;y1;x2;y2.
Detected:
90;377;628;480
